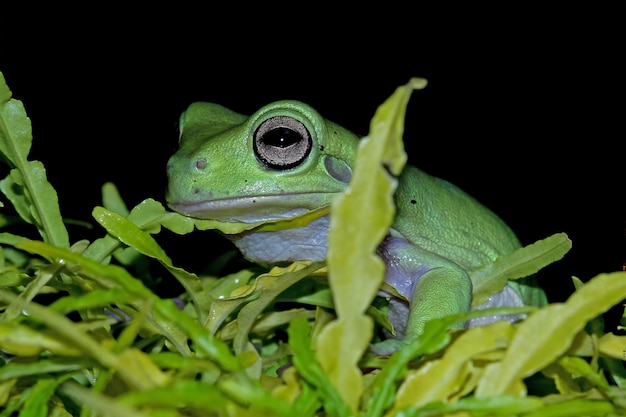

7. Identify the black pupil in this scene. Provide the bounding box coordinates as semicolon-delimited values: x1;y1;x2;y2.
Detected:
263;128;299;148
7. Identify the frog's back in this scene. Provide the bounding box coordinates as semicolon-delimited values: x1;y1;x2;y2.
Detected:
392;165;521;272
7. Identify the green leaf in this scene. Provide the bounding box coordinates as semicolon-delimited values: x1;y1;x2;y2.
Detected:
557;356;610;389
48;288;135;314
90;205;211;320
101;181;130;216
189;203;331;235
92;206;172;262
58;381;152;417
0;288;170;391
1;259;64;321
288;316;352;417
19;377;62;417
232;261;324;355
219;308;315;341
396;395;543;417
471;232;572;306
7;239;242;372
0;356;95;379
476;271;626;396
0;73;32;164
117;380;232;410
365;317;453;417
0;72;68;248
0;321;83;356
522;398;616;417
149;351;221;374
318;78;426;413
217;376;297;417
392;320;516;411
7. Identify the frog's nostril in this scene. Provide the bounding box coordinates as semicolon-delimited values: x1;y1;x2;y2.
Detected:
195;158;207;170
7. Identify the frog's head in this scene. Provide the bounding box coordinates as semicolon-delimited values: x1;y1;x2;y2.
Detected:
166;100;359;223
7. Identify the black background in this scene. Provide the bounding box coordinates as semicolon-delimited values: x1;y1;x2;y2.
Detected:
1;5;624;320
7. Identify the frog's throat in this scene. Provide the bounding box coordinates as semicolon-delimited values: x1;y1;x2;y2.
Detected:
168;192;337;223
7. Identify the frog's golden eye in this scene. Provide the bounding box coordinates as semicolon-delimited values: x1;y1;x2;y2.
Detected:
253;115;312;170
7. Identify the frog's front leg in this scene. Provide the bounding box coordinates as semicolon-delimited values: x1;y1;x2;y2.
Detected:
371;236;472;355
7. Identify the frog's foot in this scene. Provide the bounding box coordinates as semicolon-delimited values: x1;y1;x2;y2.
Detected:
369;338;409;357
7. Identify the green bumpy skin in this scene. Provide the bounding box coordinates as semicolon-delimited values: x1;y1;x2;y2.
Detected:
166;100;547;354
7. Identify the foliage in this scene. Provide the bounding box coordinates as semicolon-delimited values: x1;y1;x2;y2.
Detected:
1;71;626;417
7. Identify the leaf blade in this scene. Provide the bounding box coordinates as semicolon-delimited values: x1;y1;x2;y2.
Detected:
0;72;68;247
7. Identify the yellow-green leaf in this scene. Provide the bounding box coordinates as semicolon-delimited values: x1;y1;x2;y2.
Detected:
476;271;626;396
393;320;514;410
318;78;426;413
232;261;324;356
316;317;373;410
0;322;82;356
471;233;572;307
91;205;212;319
0;73;68;248
101;182;130;216
115;347;171;390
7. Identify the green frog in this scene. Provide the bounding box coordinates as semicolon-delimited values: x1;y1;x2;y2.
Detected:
166;100;546;352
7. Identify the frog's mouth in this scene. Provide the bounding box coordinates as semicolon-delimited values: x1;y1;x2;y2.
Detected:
167;192;337;223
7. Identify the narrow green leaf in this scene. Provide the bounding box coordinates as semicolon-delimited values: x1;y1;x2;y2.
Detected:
476;272;626;396
0;288;162;390
471;233;572;306
117;380;231;410
292;381;322;417
220;308;315;341
0;73;31;166
1;259;64;321
8;240;241;371
101;182;130;216
189;203;330;235
365;318;452;417
125;198;185;235
319;78;425;413
217;376;297;417
48;288;134;314
558;356;610;389
92;206;171;263
15;240;152;297
232;261;324;355
0;321;82;356
19;377;61;417
149;351;221;374
82;199;176;263
523;398;615;417
90;205;211;320
149;296;242;372
288;316;352;417
393;320;515;411
0;356;95;379
0;231;27;247
58;381;151;417
0;172;34;225
396;395;543;417
0;73;68;248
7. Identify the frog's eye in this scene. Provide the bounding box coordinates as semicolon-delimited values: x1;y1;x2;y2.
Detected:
253;115;312;170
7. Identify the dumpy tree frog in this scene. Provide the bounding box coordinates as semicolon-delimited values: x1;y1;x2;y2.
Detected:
166;100;546;352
